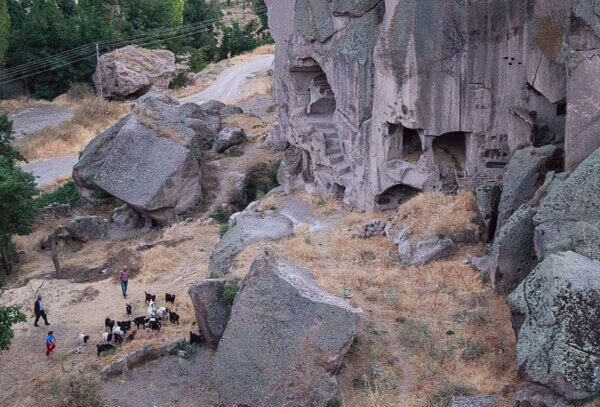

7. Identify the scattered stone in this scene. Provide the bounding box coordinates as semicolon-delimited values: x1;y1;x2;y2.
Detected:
212;127;247;153
188;279;233;345
208;212;294;277
352;219;386;238
93;45;177;98
507;251;600;400
411;235;456;265
475;184;502;242
470;255;492;276
489;204;537;294
112;204;150;230
42;203;72;218
212;252;362;407
220;104;243;118
515;384;568;407
65;216;109;242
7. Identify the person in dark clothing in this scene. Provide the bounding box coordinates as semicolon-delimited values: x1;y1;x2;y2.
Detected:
34;296;50;327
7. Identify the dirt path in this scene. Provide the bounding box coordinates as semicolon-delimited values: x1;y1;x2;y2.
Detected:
179;54;274;105
20;155;78;187
8;103;74;138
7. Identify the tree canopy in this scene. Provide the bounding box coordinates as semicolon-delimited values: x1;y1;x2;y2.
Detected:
0;306;26;351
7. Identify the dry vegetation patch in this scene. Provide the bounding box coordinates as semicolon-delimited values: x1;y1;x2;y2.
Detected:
13;97;128;161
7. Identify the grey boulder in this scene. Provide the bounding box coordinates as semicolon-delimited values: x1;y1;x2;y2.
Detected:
515;384;568;407
534;147;600;262
65;216;109;242
212;127;246;153
496;146;562;235
93;45;177;99
393;228;456;266
507;251;600;401
188;279;233;345
208;212;294;277
450;395;495;407
490;204;537;294
212;252;362;407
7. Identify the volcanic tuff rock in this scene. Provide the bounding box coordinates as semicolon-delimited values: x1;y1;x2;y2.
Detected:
508;251;600;400
265;0;599;210
93;46;177;99
73;92;217;224
212;252;361;407
188;279;232;345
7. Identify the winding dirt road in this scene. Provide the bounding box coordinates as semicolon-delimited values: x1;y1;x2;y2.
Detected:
15;54;274;188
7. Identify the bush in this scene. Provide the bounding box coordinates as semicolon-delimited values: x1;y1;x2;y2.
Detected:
210;209;229;224
217;281;237;306
170;341;198;360
34;181;81;209
420;382;474;407
219;224;229;238
169;71;189;89
189;48;209;72
459;339;485;361
243;160;280;203
66;83;94;101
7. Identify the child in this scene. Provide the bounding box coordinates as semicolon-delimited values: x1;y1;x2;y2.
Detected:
45;331;56;356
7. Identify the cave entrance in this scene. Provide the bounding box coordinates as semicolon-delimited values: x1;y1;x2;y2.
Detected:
433;132;467;192
331;183;346;201
290;57;337;123
386;123;423;164
375;184;419;211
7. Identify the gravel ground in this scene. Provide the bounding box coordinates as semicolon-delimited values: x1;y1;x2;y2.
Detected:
9;103;74;138
20;155;78;187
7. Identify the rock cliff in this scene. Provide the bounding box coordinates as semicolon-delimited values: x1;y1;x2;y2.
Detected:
266;0;599;210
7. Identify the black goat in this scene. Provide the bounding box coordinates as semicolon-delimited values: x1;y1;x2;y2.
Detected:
165;293;176;304
117;320;131;332
189;331;204;345
105;317;115;330
97;343;115;356
148;318;161;331
133;316;147;329
145;291;156;304
113;333;123;345
169;311;180;325
126;303;132;316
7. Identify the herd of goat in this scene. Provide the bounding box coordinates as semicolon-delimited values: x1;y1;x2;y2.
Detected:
75;291;204;357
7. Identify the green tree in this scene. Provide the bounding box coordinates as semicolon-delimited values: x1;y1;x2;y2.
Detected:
0;113;24;166
0;0;9;67
0;156;38;275
182;0;221;60
218;20;261;60
0;306;26;351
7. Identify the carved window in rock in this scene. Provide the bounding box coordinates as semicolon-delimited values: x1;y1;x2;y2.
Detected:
386;123;423;166
375;184;419;211
306;73;336;115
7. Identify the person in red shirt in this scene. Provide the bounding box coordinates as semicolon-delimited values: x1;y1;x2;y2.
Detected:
119;267;129;299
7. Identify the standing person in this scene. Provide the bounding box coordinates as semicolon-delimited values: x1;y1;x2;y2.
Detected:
119;267;129;299
45;331;56;356
34;296;50;327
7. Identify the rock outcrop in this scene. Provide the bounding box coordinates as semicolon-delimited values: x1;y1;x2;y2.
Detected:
212;127;246;153
208;211;294;277
212;252;362;407
265;0;596;210
93;46;177;99
188;279;233;345
475;184;502;242
508;251;600;401
73;91;212;224
65;216;109;242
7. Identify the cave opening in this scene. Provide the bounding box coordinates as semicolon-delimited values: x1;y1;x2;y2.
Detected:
375;184;419;211
386;123;423;165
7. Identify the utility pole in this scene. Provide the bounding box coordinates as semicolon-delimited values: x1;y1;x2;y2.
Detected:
96;42;103;99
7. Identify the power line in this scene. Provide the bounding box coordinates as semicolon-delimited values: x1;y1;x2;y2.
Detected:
0;9;270;86
0;6;267;79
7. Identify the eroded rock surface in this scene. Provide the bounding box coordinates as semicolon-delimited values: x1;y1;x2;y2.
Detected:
212;252;361;407
508;251;600;401
265;0;595;210
188;279;233;345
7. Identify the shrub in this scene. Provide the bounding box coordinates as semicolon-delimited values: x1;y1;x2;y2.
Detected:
243;160;280;203
420;382;474;407
459;339;485;361
219;224;229;238
210;209;229;224
189;48;209;72
34;181;81;209
217;281;237;306
169;71;189;89
170;341;198;360
66;83;95;101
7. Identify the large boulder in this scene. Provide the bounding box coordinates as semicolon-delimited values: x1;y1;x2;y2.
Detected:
65;216;109;242
73;94;205;224
495;146;562;235
208;212;294;277
507;251;600;401
93;45;177;99
450;396;495;407
188;279;233;345
212;253;362;407
515;384;568;407
391;226;456;266
534;147;600;262
490;204;537;294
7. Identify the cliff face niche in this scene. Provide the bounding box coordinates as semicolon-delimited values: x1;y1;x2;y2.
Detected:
267;0;597;210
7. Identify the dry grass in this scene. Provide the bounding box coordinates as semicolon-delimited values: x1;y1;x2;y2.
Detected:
392;192;478;243
13;97;128;161
0;96;41;110
233;71;273;105
229;192;518;405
